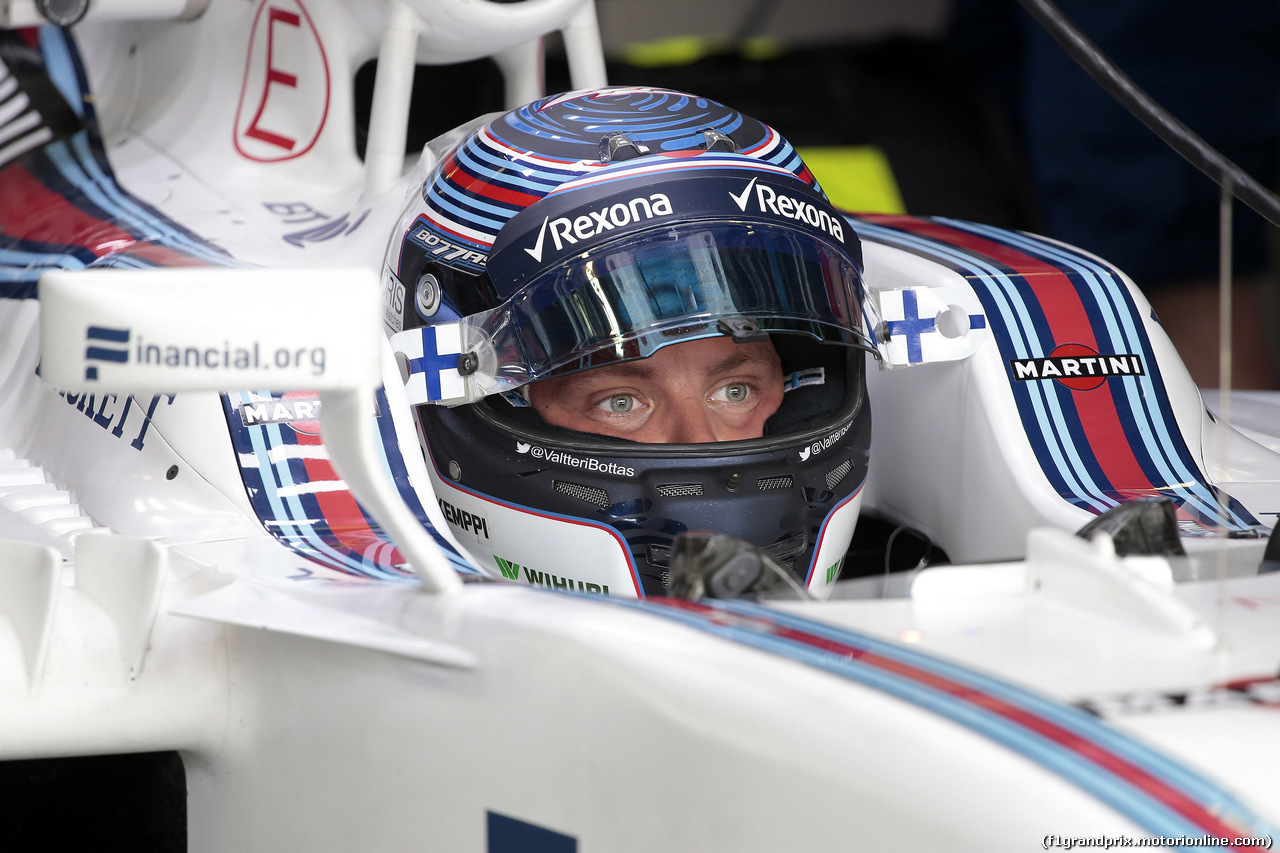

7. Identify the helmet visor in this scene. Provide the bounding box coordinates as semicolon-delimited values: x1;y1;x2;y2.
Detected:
464;220;874;396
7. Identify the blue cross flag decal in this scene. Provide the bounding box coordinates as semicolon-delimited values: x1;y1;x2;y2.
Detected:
391;323;470;405
878;287;988;365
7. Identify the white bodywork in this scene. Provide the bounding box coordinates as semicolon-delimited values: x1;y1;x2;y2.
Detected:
2;1;1280;850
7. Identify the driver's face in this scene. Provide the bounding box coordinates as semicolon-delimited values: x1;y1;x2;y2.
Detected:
528;336;784;443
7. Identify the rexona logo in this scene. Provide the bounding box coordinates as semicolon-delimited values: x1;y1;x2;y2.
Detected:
1010;344;1144;391
493;556;609;595
524;193;674;262
729;177;845;243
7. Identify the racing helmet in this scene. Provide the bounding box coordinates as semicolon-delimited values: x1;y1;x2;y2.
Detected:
385;87;875;599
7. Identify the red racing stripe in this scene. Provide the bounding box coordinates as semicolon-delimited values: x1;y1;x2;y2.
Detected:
778;626;1254;845
120;241;216;267
0;162;137;251
0;162;213;268
864;215;1162;499
655;597;1256;846
442;153;542;208
294;430;404;568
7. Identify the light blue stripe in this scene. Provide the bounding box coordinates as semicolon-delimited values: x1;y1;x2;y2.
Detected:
725;600;1259;815
461;140;564;194
963;221;1251;527
0;248;87;280
242;395;387;578
426;186;507;232
544;160;797;200
39;28;82;119
858;221;1115;512
767;147;801;170
945;220;1249;529
368;395;478;575
49;136;230;267
627;598;1270;844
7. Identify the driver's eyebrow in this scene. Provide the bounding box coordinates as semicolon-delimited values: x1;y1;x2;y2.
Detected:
594;345;775;381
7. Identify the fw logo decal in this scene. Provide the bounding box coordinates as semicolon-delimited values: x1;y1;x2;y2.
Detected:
83;325;130;380
494;556;522;580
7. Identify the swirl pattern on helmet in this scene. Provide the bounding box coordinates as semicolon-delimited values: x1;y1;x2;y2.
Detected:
417;86;817;254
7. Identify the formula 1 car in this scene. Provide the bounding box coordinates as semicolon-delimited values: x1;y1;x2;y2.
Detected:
2;0;1280;850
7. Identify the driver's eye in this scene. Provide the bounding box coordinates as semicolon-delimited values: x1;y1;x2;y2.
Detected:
608;394;635;413
723;383;749;402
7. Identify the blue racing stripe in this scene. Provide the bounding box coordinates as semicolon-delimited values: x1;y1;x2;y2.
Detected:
855;216;1257;531
721;601;1255;812
857;219;1119;514
938;218;1256;530
615;596;1277;848
65;134;234;266
370;386;479;574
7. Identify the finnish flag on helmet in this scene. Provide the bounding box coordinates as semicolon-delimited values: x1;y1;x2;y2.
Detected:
392;323;466;405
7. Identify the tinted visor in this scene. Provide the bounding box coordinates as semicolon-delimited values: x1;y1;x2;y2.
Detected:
468;220;873;393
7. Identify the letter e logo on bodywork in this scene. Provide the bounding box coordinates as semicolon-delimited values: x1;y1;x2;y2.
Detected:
234;0;331;162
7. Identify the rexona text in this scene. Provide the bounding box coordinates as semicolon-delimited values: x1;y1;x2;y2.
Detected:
729;177;845;243
525;193;674;261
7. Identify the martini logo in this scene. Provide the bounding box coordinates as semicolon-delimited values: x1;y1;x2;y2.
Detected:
239;391;322;434
524;193;673;262
1011;344;1144;390
729;177;845;243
